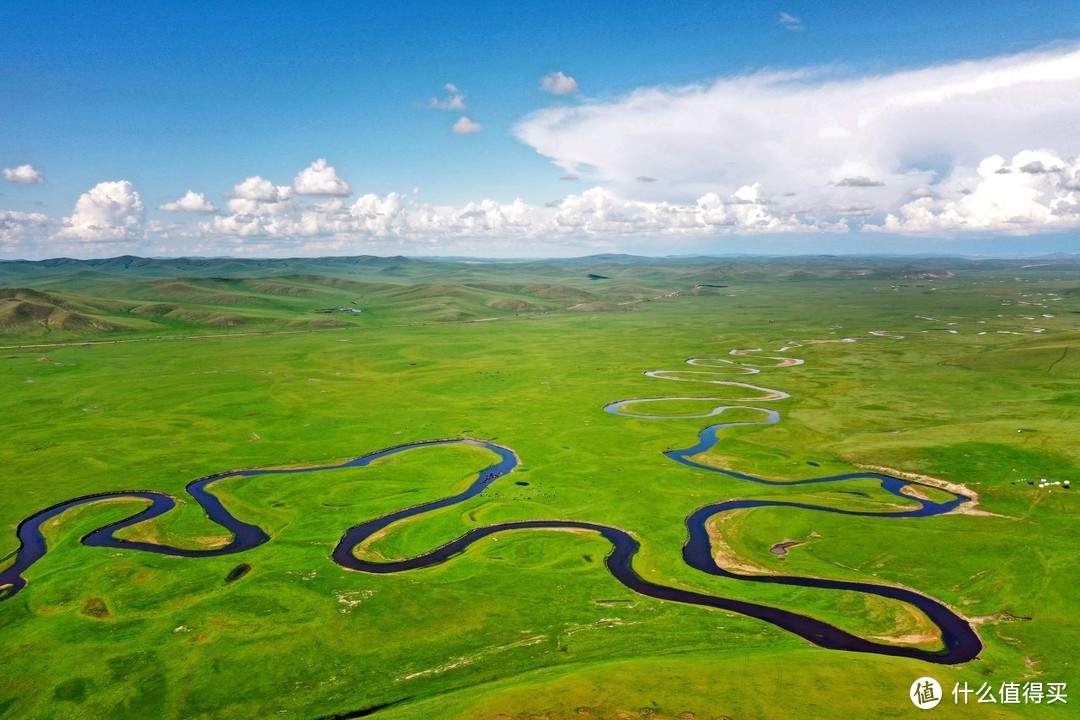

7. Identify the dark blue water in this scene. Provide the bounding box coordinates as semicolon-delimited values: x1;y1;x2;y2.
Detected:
0;433;984;664
598;375;981;663
0;438;478;598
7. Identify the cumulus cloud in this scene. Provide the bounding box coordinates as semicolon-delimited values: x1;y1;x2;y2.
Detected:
868;150;1080;233
547;185;809;235
232;175;285;202
197;175;298;236
430;83;467;110
56;180;144;240
197;181;814;249
3;164;45;184
159;190;219;213
452;117;482;134
515;45;1080;231
293;158;352;196
0;211;53;258
540;71;579;95
0;209;49;228
779;12;803;31
0;210;50;253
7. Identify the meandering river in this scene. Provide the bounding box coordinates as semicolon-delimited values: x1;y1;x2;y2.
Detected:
0;351;982;664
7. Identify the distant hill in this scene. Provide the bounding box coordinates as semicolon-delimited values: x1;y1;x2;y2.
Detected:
2;253;1078;340
0;288;132;333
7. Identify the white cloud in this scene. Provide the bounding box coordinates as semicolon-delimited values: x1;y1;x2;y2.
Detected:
232;175;284;202
159;190;219;214
515;45;1080;231
197;174;298;236
430;83;467;110
348;192;412;235
3;164;45;184
196;182;813;250
452;117;482;134
293;158;352;196
312;198;345;214
216;201;293;236
0;210;49;228
540;71;579;95
867;150;1080;233
779;12;803;31
0;210;50;254
56;180;144;240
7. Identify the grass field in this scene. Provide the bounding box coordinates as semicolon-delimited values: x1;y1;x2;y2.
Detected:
1;255;1078;719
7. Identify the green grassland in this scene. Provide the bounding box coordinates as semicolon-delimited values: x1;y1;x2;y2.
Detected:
1;255;1078;719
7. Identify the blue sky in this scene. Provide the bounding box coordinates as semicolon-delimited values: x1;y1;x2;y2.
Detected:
2;1;1079;258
